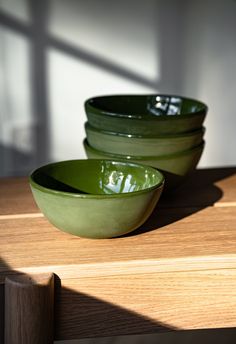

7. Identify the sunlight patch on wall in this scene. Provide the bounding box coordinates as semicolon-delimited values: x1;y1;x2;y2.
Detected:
48;49;156;162
182;0;236;167
48;0;160;83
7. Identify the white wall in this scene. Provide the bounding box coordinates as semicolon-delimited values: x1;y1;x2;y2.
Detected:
47;0;159;162
181;0;236;167
0;0;236;176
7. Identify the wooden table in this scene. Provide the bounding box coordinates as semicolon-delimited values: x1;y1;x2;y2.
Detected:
1;167;236;341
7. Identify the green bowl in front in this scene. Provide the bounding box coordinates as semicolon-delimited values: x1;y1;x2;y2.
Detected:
83;140;205;191
29;159;164;238
85;94;208;135
85;122;205;157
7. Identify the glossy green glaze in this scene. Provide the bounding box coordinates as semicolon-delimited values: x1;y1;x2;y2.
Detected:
84;140;205;191
29;160;164;238
85;95;208;135
85;122;205;157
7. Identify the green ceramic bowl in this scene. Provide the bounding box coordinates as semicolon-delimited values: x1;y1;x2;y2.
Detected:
85;122;205;157
85;95;208;135
29;159;164;239
84;140;205;191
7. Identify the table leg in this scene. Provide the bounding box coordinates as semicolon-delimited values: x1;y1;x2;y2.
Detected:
4;273;54;344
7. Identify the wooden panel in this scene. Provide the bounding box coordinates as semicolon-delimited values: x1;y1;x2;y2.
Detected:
0;168;236;339
55;328;236;344
55;269;236;339
0;177;39;215
1;206;236;281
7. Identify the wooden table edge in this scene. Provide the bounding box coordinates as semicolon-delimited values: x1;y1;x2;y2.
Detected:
2;254;236;283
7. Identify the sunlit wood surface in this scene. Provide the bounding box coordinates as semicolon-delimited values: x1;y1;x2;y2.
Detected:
0;167;236;340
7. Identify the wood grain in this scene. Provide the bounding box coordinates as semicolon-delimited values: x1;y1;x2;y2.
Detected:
55;269;236;339
1;206;236;281
1;168;236;339
0;177;39;215
4;273;54;344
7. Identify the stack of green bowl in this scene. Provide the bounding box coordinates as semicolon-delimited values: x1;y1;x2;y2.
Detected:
84;95;207;191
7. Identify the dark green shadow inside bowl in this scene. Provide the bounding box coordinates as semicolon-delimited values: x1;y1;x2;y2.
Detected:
30;160;164;196
87;95;207;119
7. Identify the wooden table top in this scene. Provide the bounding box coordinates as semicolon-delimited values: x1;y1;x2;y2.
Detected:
1;167;236;339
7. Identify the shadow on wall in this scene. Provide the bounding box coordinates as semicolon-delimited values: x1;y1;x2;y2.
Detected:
1;0;236;175
0;0;162;177
0;0;196;177
0;0;51;175
0;143;35;177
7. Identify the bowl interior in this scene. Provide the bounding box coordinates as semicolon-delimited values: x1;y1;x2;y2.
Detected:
86;95;207;119
30;160;164;196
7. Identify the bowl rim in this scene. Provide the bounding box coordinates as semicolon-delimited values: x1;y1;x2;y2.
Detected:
85;94;208;121
85;121;206;139
29;159;165;199
84;139;205;160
